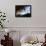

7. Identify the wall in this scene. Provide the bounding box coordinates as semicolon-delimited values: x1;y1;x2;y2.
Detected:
0;0;46;27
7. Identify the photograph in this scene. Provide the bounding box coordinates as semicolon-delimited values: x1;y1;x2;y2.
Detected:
15;5;32;17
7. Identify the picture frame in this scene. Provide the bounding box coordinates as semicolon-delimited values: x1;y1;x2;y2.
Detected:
15;5;32;17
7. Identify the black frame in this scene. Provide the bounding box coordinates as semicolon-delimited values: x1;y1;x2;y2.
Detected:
15;5;32;17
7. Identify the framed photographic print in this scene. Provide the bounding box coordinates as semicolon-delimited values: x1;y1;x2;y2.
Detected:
15;5;32;17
